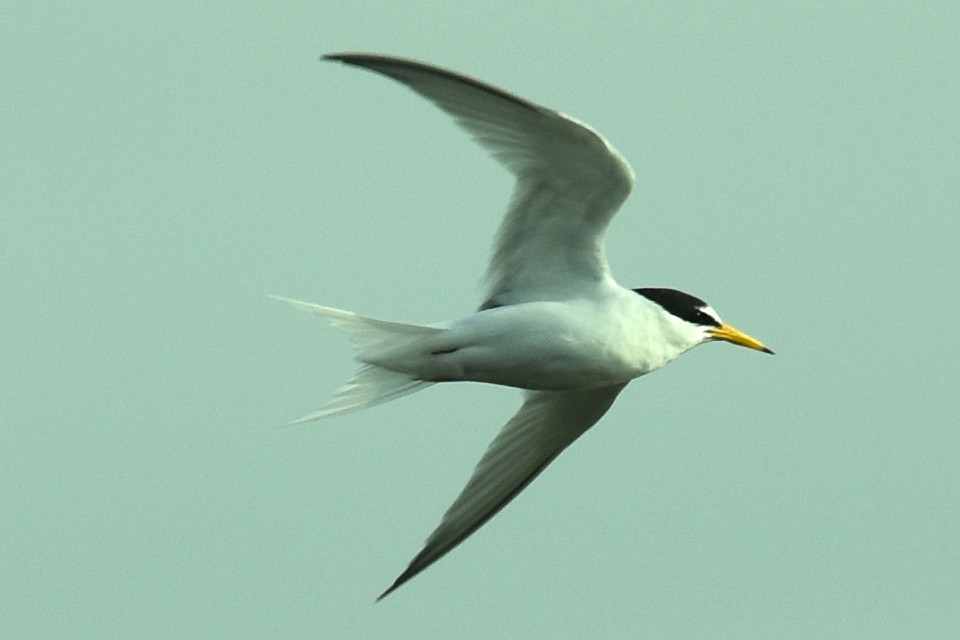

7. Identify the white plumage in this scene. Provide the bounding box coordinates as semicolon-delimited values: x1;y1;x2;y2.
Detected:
277;53;772;599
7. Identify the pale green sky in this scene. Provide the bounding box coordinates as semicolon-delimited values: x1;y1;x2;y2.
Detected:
3;2;959;638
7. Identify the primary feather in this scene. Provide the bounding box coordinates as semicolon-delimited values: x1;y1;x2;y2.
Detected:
323;53;635;307
277;53;771;600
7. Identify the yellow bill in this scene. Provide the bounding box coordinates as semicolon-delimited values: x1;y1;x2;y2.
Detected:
708;324;774;354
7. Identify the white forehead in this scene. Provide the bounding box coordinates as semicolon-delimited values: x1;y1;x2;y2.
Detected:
700;305;722;326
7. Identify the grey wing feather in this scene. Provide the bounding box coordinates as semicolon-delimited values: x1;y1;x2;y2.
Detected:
324;53;635;306
377;384;627;599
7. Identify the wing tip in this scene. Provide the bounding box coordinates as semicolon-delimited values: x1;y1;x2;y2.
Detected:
322;52;384;70
321;52;349;63
376;546;438;601
376;570;413;602
322;52;400;68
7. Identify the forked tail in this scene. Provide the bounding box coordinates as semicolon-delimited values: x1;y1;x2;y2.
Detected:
272;296;439;424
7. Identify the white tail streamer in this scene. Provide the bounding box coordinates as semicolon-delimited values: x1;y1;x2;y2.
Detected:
272;296;439;423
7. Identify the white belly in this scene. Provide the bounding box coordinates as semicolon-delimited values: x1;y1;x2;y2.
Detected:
362;290;674;391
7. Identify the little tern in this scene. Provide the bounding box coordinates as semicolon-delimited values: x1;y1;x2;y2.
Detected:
277;53;774;599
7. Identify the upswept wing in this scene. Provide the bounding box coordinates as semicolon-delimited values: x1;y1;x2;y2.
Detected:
378;384;627;599
324;53;635;306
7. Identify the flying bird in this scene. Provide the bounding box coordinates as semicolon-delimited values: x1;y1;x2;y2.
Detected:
277;53;773;599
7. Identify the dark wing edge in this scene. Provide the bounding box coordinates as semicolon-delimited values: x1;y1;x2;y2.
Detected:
323;53;635;305
377;384;627;600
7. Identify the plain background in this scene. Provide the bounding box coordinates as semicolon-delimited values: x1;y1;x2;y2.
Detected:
3;2;958;638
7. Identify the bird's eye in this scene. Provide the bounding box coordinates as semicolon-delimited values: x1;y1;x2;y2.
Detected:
695;310;720;327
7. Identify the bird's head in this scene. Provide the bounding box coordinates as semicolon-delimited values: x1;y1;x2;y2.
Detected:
634;287;774;355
